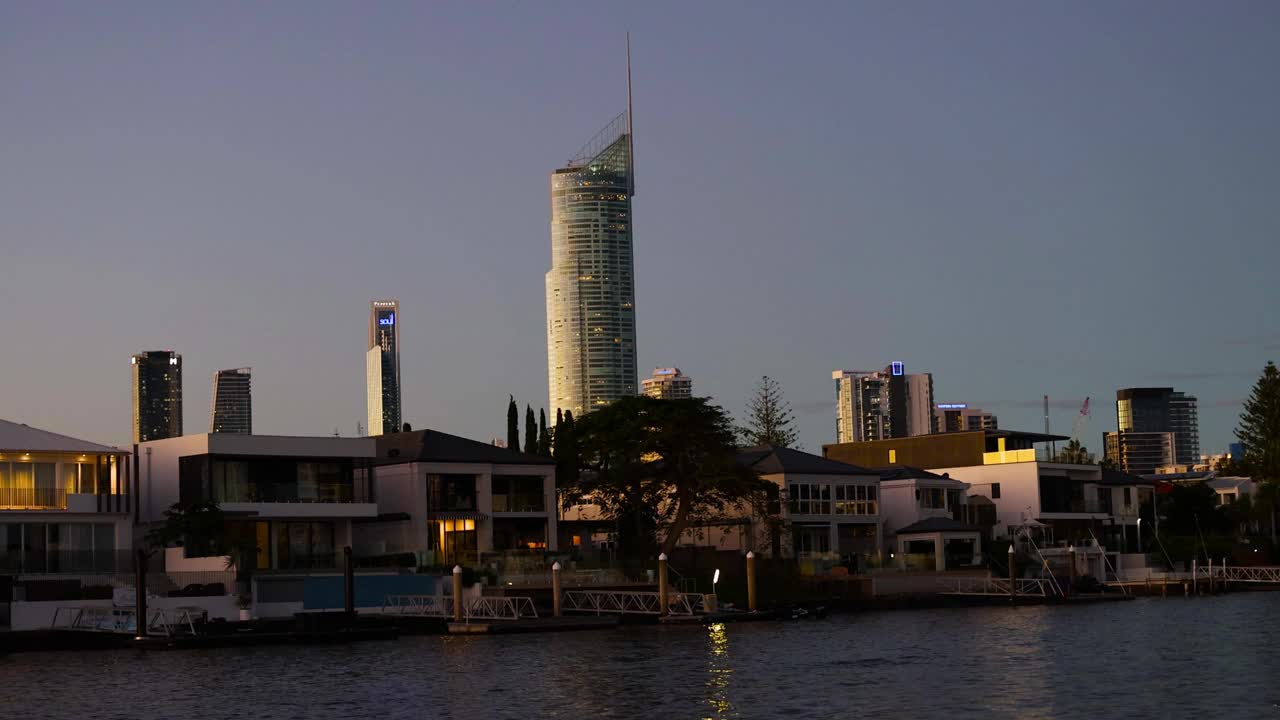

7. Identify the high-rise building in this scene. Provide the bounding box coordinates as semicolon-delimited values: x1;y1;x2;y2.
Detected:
210;368;252;434
1114;387;1199;465
366;300;402;436
642;368;692;400
1104;431;1175;476
933;404;998;433
132;350;182;443
832;364;934;443
545;53;637;419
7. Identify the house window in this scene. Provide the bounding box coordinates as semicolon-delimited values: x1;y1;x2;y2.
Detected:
917;488;945;509
788;483;831;515
834;484;878;515
991;483;1001;499
1123;488;1132;506
492;476;546;512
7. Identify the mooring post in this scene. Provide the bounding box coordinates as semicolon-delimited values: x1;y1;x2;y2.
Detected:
452;566;464;622
1208;557;1213;594
1067;545;1076;598
134;548;148;640
343;546;355;616
1192;559;1197;596
1008;544;1016;604
552;561;562;617
746;551;758;613
658;553;669;617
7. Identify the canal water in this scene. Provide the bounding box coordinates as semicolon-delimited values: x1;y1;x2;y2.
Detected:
3;592;1278;719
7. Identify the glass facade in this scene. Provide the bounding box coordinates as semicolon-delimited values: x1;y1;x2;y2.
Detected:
1115;388;1200;466
179;455;372;504
546;113;637;418
491;476;546;513
0;522;117;572
210;368;252;434
132;350;182;443
366;300;401;435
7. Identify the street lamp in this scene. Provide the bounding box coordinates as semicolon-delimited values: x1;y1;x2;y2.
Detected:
1136;517;1142;553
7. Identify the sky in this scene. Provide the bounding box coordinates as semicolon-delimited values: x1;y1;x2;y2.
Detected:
2;1;1278;454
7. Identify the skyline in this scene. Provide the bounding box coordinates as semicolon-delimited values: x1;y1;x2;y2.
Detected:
2;3;1278;452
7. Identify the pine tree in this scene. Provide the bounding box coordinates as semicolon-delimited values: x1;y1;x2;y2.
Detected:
1238;361;1280;483
740;375;799;448
506;396;519;451
524;405;537;455
537;409;551;456
554;408;564;455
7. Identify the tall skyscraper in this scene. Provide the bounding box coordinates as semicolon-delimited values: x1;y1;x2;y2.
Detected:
366;300;402;436
132;350;182;443
1103;430;1175;475
210;368;252;434
545;43;637;418
1113;387;1200;465
642;368;692;400
832;364;934;443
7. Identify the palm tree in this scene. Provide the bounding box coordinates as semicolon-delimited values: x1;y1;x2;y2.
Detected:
1054;438;1095;465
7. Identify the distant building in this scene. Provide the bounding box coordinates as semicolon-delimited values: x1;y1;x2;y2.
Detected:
131;350;182;443
1105;431;1176;476
366;300;402;436
1115;387;1199;464
210;368;252;434
832;364;934;443
933;404;998;433
641;368;692;400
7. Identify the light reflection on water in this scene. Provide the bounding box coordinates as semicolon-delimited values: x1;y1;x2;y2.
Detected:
2;593;1278;719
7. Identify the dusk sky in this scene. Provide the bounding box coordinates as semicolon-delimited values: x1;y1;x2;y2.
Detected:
2;2;1277;453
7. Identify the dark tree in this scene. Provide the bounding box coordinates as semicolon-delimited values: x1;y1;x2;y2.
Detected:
1238;361;1280;483
537;409;551;456
571;396;770;574
1237;361;1280;541
555;410;579;491
739;375;799;448
524;405;537;455
506;395;519;451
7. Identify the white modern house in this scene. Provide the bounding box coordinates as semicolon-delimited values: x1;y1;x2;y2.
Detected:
134;433;379;572
362;430;558;572
0;419;135;629
876;466;982;570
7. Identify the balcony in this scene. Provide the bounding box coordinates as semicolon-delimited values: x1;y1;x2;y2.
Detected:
983;448;1038;465
0;487;67;509
492;494;546;513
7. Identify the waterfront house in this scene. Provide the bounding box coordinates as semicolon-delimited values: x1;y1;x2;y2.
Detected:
0;419;135;630
134;433;379;573
364;430;558;573
875;466;982;570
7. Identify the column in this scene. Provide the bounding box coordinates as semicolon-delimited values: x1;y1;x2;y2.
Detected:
934;536;945;572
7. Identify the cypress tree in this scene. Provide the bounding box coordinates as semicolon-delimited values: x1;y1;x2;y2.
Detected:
524;405;537;455
538;409;551;456
506;396;519;451
556;410;579;488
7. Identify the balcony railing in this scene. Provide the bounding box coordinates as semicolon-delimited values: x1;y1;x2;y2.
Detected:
0;487;67;510
492;494;546;513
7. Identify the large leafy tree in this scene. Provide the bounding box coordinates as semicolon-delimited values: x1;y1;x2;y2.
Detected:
506;396;519;451
1054;438;1095;465
739;375;799;448
524;405;538;455
572;396;771;573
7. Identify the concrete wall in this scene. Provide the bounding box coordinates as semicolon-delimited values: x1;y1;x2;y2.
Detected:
932;463;1041;537
135;434;210;523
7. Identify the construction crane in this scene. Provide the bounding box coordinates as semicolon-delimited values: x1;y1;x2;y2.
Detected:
1068;397;1092;460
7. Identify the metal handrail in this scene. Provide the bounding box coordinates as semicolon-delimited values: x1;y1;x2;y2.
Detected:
381;594;536;621
938;577;1051;597
1194;565;1280;583
561;589;706;615
50;606;198;636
